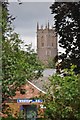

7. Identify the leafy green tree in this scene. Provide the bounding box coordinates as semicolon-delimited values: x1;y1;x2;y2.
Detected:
2;2;43;101
42;65;80;120
47;58;55;68
50;2;80;73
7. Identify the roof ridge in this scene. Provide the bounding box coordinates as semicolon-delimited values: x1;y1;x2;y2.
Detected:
27;80;46;94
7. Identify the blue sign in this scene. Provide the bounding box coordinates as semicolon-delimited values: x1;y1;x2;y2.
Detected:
17;99;43;103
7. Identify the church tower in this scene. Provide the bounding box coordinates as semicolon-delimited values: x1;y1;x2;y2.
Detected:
37;22;58;65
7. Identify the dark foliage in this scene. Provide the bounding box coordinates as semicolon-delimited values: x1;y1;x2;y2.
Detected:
50;2;80;73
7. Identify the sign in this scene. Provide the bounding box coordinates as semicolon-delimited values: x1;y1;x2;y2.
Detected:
17;99;43;103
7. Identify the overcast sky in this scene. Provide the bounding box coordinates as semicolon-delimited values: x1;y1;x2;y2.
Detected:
9;2;64;53
9;2;54;51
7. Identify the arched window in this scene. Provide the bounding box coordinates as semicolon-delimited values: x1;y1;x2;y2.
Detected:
52;43;53;46
42;42;44;47
41;36;44;47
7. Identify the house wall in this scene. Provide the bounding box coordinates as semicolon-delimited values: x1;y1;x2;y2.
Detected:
5;81;45;118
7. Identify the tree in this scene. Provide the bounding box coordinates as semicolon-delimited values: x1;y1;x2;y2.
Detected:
42;65;80;120
2;2;43;101
50;2;80;73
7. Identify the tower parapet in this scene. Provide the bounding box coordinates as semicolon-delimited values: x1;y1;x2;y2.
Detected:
37;22;56;31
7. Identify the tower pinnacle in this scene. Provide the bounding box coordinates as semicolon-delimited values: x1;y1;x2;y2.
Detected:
48;20;49;29
37;22;39;30
41;25;43;29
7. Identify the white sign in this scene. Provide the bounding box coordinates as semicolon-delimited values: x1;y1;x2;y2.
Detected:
17;99;43;103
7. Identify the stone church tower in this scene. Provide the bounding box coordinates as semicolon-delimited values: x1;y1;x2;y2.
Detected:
37;22;58;65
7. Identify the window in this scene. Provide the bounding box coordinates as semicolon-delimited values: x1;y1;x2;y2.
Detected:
42;42;44;47
46;50;51;56
52;43;53;46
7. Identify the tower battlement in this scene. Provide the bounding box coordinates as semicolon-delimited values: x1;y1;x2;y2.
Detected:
37;22;54;30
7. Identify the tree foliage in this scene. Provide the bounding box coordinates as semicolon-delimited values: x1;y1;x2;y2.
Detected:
43;65;80;120
2;2;43;101
50;2;80;73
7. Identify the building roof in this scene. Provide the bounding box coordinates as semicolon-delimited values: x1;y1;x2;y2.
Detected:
42;69;56;77
12;69;56;99
31;69;56;92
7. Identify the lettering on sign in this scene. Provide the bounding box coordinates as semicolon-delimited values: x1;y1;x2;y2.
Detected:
17;99;43;103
